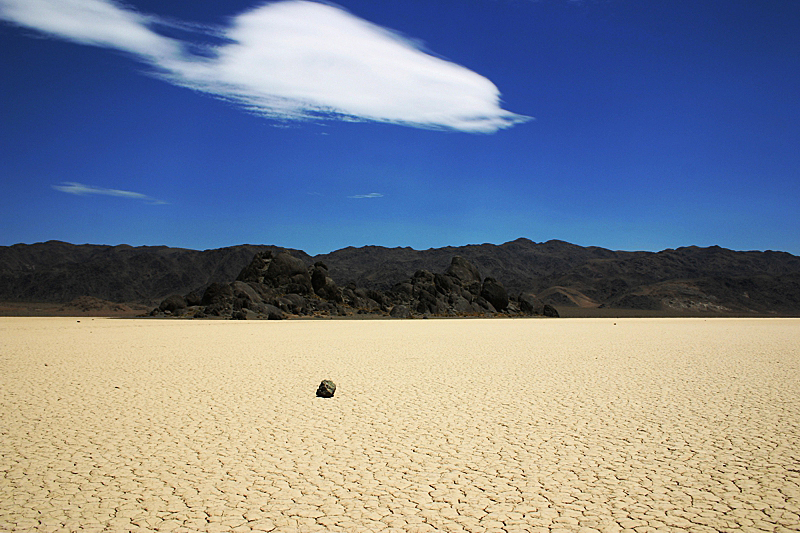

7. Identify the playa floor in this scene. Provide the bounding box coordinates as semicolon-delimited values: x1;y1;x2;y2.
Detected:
1;317;799;532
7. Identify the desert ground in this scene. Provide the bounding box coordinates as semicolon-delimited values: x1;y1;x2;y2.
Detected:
1;317;799;533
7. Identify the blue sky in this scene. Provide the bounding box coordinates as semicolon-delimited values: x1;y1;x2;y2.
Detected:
1;0;798;255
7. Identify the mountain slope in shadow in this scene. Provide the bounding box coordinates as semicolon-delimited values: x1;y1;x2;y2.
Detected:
1;238;798;315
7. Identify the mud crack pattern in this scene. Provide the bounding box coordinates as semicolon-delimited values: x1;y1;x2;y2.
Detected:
1;317;799;532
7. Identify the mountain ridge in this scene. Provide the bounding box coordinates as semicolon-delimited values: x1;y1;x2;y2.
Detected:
1;238;799;315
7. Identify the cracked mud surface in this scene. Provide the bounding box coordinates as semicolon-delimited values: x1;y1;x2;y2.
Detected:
2;317;799;532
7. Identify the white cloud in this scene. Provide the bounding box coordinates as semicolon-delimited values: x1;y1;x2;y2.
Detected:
348;192;384;199
0;0;180;60
52;182;167;204
1;0;529;133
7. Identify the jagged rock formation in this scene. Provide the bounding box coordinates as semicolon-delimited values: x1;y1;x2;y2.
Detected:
150;252;558;319
387;257;507;316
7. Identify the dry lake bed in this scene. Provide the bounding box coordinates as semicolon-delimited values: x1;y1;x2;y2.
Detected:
1;317;799;533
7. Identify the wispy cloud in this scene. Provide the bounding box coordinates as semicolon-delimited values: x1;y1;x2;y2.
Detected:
0;0;180;59
348;192;384;199
52;182;167;204
0;0;529;133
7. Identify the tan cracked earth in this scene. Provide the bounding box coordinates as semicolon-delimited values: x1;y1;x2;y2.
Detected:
1;317;799;533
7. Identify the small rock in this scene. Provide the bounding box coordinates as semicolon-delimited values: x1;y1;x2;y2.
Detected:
316;380;336;398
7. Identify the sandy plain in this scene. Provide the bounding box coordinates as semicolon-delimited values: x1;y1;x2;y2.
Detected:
1;317;799;533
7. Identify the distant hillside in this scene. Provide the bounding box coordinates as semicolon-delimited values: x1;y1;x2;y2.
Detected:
315;238;620;294
1;238;799;315
0;241;309;304
315;239;800;315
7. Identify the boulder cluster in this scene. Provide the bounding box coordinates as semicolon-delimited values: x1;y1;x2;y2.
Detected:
151;251;558;319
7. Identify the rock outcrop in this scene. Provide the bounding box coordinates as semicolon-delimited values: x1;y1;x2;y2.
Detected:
480;278;509;311
158;294;186;313
150;252;558;319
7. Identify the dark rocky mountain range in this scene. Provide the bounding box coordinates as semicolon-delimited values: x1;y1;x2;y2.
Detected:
315;239;800;315
1;238;799;315
0;241;308;304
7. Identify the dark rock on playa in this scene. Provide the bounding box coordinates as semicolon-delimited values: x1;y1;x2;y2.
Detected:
316;380;336;398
